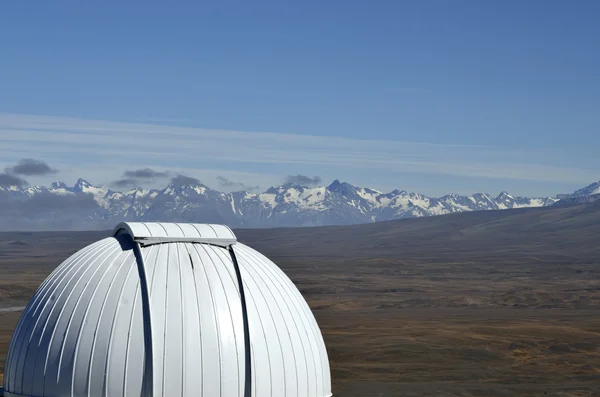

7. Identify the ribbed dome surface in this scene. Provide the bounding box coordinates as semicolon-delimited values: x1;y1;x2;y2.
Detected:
3;222;331;397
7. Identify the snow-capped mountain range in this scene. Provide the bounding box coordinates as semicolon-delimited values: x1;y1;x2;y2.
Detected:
0;178;598;231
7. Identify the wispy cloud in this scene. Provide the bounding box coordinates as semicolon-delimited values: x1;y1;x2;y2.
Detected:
170;174;202;186
111;167;170;188
112;178;138;188
0;113;597;193
5;158;57;176
123;168;169;179
216;176;260;192
284;175;322;187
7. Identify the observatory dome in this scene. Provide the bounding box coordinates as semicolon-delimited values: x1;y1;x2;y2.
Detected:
3;222;331;397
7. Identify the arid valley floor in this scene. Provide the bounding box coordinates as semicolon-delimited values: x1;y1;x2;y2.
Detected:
1;201;600;396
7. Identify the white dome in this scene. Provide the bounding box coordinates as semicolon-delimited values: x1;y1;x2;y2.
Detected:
3;222;331;397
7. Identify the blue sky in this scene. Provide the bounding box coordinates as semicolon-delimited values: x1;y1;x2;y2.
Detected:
0;0;598;196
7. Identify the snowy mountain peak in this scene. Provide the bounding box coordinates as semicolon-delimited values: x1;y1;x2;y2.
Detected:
24;185;47;196
50;181;69;190
443;193;461;199
162;182;208;196
327;179;342;190
73;178;93;192
125;187;150;196
327;180;356;195
264;186;280;195
497;191;513;199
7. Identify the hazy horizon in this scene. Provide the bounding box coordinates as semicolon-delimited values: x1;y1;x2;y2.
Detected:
1;2;599;197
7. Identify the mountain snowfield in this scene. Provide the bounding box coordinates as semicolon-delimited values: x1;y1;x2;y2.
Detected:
0;178;598;231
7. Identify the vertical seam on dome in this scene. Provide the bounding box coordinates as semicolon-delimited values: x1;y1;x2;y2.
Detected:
206;224;218;237
140;222;152;236
205;245;243;396
148;245;159;299
4;243;88;392
177;243;185;397
70;245;122;397
30;250;83;318
38;240;111;346
209;247;238;296
5;240;94;392
199;244;241;396
174;223;187;240
122;278;141;397
185;244;204;397
161;243;171;397
35;239;108;318
103;253;137;397
191;244;223;397
86;252;130;397
38;240;112;396
243;282;272;397
30;240;108;356
157;223;168;237
280;263;329;395
228;245;253;397
277;263;329;396
55;243;119;385
251;340;258;397
223;225;235;237
208;240;249;394
191;224;204;237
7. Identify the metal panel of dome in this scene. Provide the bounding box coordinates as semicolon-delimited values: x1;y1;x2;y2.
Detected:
3;222;332;397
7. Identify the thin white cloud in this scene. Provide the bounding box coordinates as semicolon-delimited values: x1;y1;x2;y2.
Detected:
0;113;597;189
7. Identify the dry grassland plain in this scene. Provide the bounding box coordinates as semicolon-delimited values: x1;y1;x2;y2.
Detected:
1;202;600;396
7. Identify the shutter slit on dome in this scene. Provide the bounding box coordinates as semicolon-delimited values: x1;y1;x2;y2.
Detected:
120;223;253;397
228;246;252;397
129;238;154;397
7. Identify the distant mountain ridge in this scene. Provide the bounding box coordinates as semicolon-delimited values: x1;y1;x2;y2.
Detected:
569;181;600;198
0;177;598;231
